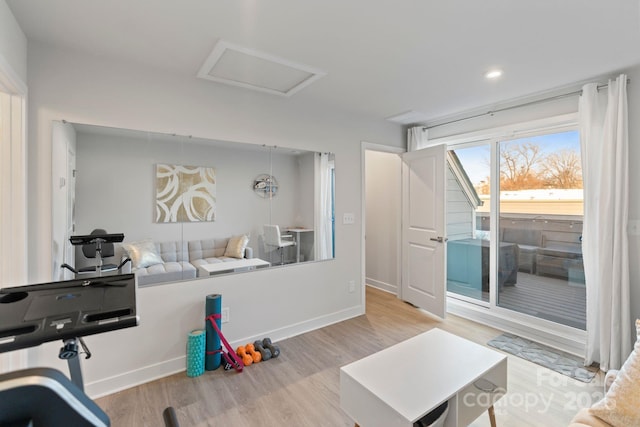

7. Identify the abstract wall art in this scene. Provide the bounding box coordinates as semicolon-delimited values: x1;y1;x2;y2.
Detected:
156;164;216;222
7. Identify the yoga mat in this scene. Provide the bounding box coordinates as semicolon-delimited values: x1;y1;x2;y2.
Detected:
205;294;222;370
186;329;205;377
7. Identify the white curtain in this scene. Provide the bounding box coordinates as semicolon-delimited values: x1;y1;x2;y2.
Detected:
407;126;428;151
579;74;631;371
0;90;28;372
315;153;333;259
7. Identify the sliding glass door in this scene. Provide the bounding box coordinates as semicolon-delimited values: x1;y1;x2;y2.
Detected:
446;128;586;330
446;143;491;303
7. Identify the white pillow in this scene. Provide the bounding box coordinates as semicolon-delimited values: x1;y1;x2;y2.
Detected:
589;319;640;426
122;239;164;269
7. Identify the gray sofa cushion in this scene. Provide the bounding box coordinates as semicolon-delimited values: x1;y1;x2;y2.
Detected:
122;240;196;286
188;238;228;261
157;240;189;262
135;260;197;286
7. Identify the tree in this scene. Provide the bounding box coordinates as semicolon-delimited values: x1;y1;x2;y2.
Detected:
542;149;583;189
499;142;545;190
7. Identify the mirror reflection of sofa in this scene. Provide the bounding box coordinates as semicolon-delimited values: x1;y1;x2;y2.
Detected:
100;236;256;286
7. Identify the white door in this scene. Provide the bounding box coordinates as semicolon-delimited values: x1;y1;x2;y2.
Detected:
401;145;447;318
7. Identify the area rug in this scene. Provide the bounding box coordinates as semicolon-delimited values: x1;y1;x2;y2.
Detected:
488;333;597;383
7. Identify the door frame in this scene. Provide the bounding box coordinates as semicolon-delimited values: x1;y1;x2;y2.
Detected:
360;142;404;302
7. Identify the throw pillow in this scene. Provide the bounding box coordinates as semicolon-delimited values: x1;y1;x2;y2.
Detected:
122;239;164;269
589;319;640;426
223;235;249;259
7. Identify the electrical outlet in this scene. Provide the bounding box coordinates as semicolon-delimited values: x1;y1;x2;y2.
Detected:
348;280;355;293
221;307;230;323
343;212;355;224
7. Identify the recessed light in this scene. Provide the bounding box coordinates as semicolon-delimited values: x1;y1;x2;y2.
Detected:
485;69;503;80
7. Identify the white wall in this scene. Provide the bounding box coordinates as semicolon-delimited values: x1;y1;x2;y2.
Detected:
624;65;640;328
25;42;403;396
365;150;401;293
0;1;26;87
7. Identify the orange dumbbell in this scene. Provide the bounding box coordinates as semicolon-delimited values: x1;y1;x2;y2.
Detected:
236;345;253;366
245;343;262;363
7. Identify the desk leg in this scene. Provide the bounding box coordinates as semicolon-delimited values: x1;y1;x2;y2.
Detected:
296;237;301;263
488;405;497;427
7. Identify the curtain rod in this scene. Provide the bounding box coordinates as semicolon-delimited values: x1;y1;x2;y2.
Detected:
423;78;631;131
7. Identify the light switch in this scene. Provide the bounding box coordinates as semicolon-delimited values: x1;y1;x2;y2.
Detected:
343;213;355;224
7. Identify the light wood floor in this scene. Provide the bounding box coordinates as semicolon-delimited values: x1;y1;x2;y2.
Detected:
96;286;603;426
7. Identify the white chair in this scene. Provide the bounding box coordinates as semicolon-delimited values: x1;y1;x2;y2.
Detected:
263;224;296;265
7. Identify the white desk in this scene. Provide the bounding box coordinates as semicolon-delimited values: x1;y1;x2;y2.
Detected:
285;228;313;263
197;258;270;276
340;329;507;427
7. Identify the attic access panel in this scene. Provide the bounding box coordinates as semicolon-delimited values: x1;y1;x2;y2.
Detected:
197;40;326;97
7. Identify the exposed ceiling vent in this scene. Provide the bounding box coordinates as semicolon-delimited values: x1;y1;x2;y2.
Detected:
197;40;326;97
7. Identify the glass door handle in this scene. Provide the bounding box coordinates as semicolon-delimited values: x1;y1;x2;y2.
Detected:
430;236;448;243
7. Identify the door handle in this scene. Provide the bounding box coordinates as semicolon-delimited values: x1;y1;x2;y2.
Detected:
430;236;448;243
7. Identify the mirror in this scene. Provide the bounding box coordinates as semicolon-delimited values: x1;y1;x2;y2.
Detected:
51;121;335;286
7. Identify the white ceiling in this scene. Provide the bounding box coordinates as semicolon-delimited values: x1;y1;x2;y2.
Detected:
7;0;640;123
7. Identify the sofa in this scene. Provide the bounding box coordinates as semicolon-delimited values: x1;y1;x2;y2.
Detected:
501;227;542;274
119;236;253;286
536;244;584;283
188;238;253;275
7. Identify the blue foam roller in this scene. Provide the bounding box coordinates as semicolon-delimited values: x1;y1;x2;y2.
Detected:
186;329;205;377
205;294;222;370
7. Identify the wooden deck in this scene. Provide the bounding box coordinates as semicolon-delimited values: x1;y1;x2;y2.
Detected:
448;272;586;330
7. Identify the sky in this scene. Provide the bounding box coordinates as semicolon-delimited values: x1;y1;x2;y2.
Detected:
453;130;580;186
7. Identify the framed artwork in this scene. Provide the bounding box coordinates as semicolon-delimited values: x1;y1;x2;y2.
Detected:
156;164;216;222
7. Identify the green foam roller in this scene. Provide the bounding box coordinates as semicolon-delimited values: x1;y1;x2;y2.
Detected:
205;294;222;370
186;329;206;377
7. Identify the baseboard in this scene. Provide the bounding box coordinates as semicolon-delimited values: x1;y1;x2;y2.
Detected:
86;356;186;399
365;278;397;294
448;298;586;357
232;305;364;348
86;305;363;398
